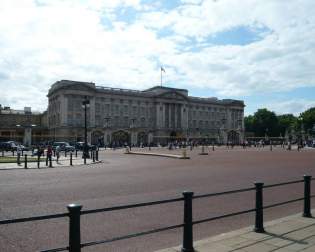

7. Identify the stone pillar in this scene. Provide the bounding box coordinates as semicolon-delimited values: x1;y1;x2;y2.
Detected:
23;128;32;147
148;132;154;144
87;131;92;144
104;130;111;145
174;104;178;128
182;104;188;132
60;95;67;126
131;131;138;145
90;97;96;128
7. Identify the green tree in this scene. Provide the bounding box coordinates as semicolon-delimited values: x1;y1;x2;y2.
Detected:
252;108;279;137
299;107;315;136
277;114;297;137
244;115;254;133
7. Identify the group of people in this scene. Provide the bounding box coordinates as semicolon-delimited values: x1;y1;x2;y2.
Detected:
32;145;61;164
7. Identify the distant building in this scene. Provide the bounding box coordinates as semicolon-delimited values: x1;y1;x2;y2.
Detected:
0;105;48;146
47;80;245;145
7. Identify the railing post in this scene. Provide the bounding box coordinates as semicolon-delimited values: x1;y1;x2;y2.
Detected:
303;175;312;218
254;182;265;233
67;204;82;252
24;154;28;169
181;191;194;252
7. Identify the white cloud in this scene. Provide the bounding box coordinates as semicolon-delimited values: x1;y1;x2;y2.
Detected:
0;0;314;114
262;99;315;116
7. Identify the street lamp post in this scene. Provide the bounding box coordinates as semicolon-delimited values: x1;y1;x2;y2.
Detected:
82;97;90;159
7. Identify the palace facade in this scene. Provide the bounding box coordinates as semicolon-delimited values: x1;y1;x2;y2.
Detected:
47;80;245;146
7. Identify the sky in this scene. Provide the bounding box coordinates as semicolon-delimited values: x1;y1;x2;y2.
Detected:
0;0;315;116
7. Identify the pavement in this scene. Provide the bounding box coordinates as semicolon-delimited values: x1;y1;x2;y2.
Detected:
1;147;315;252
157;212;315;252
0;153;99;169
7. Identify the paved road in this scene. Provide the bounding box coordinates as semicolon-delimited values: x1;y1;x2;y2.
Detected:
0;146;315;252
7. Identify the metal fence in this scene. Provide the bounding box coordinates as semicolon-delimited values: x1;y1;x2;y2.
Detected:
0;175;313;252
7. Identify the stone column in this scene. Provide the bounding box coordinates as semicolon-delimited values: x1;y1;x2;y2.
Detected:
174;104;178;128
88;131;92;144
23;128;32;146
148;132;154;144
104;130;112;145
131;131;138;145
89;97;96;128
60;95;67;126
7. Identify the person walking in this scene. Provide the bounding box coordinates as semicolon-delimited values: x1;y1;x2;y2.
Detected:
47;145;52;166
16;144;22;165
56;145;60;163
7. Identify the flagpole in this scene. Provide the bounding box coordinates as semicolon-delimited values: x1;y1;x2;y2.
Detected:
160;68;162;87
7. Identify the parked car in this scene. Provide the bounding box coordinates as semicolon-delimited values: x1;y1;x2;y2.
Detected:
0;142;12;151
0;141;27;151
52;142;75;152
75;142;96;151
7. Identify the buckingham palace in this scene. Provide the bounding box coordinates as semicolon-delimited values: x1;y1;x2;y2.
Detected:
47;80;245;146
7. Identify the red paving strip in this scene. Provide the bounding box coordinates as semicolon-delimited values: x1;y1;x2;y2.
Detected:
0;146;314;252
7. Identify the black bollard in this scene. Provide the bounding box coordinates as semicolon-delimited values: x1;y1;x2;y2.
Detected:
65;150;67;157
24;154;28;169
303;175;312;217
38;155;40;169
17;153;21;165
254;182;265;233
84;156;86;165
96;150;98;161
67;204;82;252
46;156;48;166
12;150;14;156
75;150;77;158
70;153;73;166
92;151;95;162
49;158;52;168
181;191;194;252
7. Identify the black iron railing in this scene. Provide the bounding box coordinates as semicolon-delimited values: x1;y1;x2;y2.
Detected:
0;175;313;252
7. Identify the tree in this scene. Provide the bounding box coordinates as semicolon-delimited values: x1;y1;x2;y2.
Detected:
299;107;315;134
244;115;254;133
252;108;279;137
277;114;297;137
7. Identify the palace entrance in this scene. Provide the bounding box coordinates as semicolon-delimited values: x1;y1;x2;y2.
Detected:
112;130;129;147
227;130;240;144
137;132;148;146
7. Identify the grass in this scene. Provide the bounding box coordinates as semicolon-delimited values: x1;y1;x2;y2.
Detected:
0;156;46;163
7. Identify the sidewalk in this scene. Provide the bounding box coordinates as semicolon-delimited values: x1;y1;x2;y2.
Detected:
157;212;315;252
0;155;99;169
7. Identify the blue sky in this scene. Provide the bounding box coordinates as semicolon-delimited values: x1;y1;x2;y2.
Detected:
0;0;315;115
